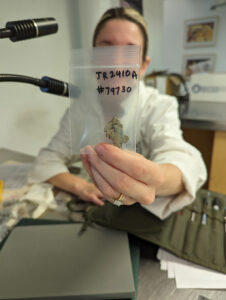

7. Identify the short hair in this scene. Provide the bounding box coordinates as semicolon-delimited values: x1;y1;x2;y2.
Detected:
92;7;149;61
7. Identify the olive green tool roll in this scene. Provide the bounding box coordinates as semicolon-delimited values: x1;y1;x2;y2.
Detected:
86;189;226;274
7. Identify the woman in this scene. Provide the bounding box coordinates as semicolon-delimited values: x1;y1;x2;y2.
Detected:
28;7;206;219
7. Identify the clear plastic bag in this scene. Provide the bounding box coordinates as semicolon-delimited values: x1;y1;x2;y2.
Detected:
69;45;140;154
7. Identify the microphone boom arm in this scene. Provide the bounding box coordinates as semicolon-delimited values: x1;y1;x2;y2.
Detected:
0;74;69;97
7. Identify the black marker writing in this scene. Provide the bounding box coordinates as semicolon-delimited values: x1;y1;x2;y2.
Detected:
97;85;132;95
96;69;138;80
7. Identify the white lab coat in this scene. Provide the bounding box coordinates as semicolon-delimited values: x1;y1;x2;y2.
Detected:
28;81;207;219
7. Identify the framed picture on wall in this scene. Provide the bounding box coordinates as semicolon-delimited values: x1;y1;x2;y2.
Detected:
182;54;216;78
183;16;219;48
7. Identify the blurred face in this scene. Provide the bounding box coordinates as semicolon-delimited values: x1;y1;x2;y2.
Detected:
95;19;150;78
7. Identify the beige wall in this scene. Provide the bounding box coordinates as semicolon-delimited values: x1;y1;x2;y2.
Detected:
143;0;164;74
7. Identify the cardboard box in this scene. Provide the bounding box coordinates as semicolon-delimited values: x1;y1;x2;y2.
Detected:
190;73;226;102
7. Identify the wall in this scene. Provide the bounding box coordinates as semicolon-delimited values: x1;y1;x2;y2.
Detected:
0;0;116;156
143;0;164;74
162;0;226;73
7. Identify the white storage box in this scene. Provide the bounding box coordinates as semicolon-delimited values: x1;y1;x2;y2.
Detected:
190;73;226;103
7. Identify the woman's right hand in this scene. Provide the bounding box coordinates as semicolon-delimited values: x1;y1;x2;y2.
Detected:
73;176;105;206
48;172;105;206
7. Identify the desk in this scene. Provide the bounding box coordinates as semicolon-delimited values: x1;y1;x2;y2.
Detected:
0;148;226;300
181;101;226;194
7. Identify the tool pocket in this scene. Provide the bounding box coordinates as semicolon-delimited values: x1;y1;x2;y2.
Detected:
194;214;212;263
211;210;225;266
169;209;191;251
182;211;201;256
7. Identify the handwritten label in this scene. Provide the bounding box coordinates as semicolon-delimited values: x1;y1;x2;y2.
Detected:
96;69;138;96
96;70;138;80
97;85;132;95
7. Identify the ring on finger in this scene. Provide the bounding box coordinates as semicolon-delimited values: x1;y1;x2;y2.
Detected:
113;193;124;207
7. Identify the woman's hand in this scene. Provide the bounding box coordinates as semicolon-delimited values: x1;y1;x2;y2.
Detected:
72;176;105;206
81;143;165;206
48;173;105;206
81;143;184;206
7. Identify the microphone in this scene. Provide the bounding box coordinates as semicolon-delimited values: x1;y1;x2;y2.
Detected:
0;74;81;98
40;76;69;97
0;18;58;41
41;76;80;98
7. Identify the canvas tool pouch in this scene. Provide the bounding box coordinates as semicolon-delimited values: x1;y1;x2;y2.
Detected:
86;189;226;274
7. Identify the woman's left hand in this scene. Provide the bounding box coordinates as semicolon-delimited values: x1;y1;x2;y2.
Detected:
81;143;165;206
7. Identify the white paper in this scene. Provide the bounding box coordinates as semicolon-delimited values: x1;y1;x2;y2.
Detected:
157;248;226;289
174;260;226;289
167;261;175;279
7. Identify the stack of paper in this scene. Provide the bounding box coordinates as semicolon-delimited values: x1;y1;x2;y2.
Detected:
157;248;226;289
